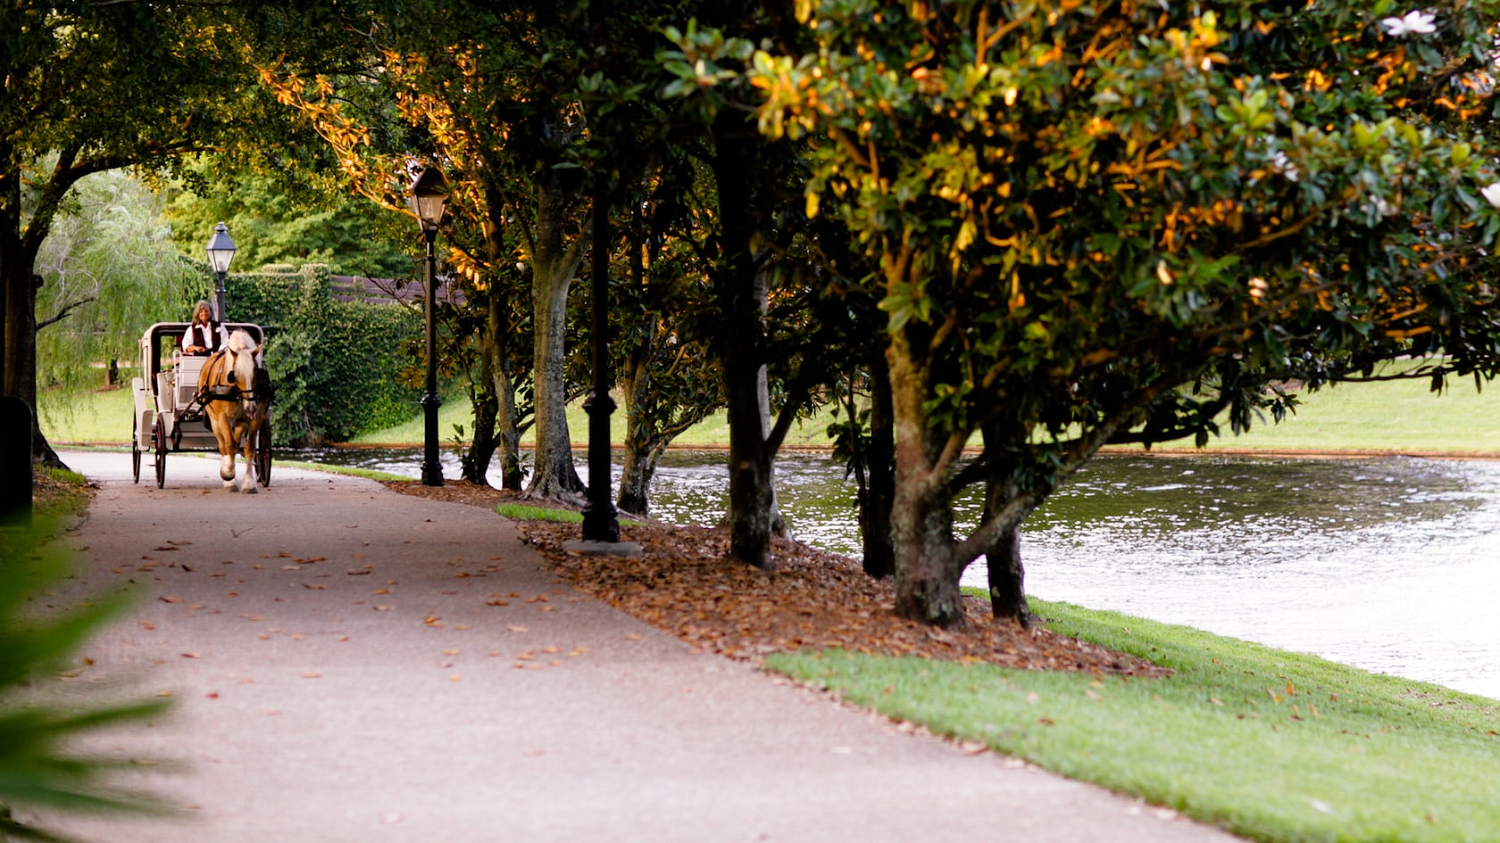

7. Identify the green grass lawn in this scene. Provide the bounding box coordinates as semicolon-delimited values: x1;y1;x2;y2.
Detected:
1191;376;1500;455
768;598;1500;843
43;377;1500;843
42;372;1500;455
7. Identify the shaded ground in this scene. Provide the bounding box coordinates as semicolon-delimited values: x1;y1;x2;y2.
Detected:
383;479;1168;678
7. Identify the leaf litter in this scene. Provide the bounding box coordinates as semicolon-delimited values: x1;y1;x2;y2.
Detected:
384;480;1165;677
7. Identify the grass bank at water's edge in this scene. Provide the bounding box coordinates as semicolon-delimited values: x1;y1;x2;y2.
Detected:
41;373;1500;455
767;597;1500;843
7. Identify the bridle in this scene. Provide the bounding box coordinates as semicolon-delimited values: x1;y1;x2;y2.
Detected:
197;345;265;415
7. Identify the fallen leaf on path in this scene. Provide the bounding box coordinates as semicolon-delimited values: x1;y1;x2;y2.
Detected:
302;583;327;590
423;616;443;627
159;595;183;604
181;652;200;659
507;625;528;633
373;605;393;612
302;672;322;679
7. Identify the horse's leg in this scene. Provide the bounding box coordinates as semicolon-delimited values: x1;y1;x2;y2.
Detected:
209;408;238;490
238;416;259;494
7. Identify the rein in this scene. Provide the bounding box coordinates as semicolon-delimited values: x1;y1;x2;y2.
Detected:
196;348;269;407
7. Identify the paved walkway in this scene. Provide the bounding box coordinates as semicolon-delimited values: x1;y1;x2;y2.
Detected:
36;449;1245;843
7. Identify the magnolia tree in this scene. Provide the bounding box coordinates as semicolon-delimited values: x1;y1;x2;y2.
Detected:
750;0;1500;626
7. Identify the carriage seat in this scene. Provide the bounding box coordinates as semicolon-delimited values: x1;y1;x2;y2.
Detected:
175;354;210;410
155;371;176;414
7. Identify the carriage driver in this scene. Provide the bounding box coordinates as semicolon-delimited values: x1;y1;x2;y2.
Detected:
179;300;227;356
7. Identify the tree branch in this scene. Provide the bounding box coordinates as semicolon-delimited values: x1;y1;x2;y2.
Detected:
37;296;98;331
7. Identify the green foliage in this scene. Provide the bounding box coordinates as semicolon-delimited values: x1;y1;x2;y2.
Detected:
746;0;1500;619
34;171;200;394
163;164;413;278
768;597;1500;843
224;265;423;445
0;523;170;841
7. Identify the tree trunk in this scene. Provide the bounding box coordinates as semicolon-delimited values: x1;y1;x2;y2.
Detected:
890;472;963;627
616;443;657;515
524;173;585;499
725;360;776;567
862;349;896;578
711;113;777;569
481;291;526;490
985;524;1030;628
981;428;1031;627
616;343;653;515
887;328;966;627
0;192;56;470
461;383;498;485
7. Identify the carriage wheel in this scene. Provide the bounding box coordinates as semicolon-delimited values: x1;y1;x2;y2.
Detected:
131;417;142;484
153;420;168;489
256;421;272;487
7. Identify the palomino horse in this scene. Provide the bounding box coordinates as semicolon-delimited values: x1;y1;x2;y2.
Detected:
195;330;268;493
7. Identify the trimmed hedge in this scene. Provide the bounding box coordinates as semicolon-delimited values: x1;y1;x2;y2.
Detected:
203;264;421;445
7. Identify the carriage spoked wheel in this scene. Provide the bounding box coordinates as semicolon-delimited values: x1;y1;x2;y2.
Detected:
152;419;168;489
255;420;272;487
131;417;142;484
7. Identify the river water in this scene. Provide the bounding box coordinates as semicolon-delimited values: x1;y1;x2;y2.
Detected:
293;447;1500;700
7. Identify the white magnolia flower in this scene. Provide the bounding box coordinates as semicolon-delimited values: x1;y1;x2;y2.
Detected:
1271;151;1300;182
1482;182;1500;208
1248;277;1269;302
1381;10;1437;37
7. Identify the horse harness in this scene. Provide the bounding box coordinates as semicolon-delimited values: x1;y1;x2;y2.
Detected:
195;348;272;408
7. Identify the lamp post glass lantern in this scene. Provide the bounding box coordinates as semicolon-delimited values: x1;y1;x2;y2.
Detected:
204;222;236;321
409;166;450;487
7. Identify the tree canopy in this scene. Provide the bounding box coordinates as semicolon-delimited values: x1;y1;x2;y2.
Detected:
748;0;1500;624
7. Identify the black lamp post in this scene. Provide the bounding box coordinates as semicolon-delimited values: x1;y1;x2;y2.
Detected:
580;180;622;543
409;166;449;487
205;222;236;321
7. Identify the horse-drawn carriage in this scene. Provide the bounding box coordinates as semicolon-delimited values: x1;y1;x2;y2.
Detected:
131;321;272;490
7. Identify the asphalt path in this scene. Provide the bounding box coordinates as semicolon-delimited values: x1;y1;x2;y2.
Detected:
32;449;1245;843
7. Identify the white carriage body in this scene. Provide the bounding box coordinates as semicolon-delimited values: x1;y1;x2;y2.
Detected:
131;321;270;487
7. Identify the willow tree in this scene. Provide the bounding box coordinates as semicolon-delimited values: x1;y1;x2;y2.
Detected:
1;1;264;466
34;172;199;405
752;0;1500;626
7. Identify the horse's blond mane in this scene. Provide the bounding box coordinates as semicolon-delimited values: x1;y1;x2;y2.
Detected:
227;329;258;354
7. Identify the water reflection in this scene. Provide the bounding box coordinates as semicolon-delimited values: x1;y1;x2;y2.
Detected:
292;446;1500;700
